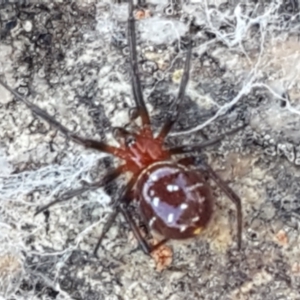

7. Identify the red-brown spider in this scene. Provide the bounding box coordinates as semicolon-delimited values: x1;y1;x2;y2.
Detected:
0;0;243;257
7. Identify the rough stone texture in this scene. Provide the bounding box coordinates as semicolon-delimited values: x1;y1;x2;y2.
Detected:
0;0;300;299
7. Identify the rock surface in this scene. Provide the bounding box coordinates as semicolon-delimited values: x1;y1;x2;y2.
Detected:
0;1;300;299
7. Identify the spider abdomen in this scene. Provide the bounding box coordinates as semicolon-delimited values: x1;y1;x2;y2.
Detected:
135;161;214;239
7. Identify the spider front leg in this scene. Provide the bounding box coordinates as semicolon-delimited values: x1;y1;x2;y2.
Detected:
0;78;128;159
128;0;151;128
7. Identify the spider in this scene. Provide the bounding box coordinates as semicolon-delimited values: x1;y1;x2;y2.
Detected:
0;0;243;257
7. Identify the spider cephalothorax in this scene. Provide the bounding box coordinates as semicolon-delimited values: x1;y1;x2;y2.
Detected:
0;0;243;257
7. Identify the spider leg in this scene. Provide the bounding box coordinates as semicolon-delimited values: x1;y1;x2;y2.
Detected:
169;125;246;155
120;204;152;255
0;79;128;158
35;165;124;216
156;39;192;141
178;156;242;249
122;205;171;256
93;209;119;258
93;174;136;257
94;172;165;257
128;0;151;128
203;163;242;250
